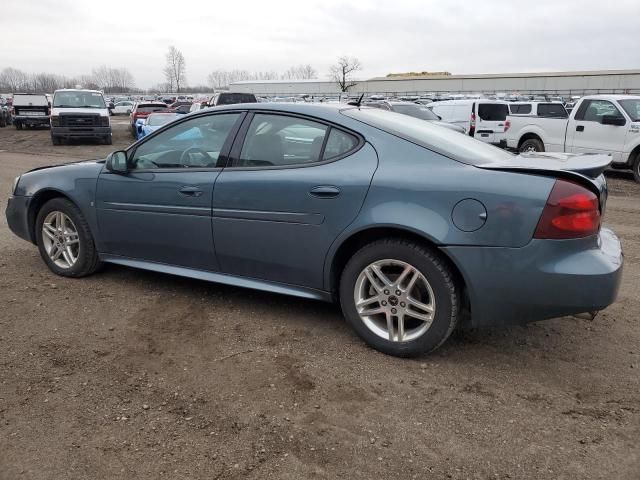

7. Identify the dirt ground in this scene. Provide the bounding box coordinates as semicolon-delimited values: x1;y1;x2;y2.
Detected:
0;121;638;480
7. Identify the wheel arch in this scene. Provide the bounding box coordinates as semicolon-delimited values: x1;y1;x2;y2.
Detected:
517;132;544;149
326;225;470;319
27;189;76;244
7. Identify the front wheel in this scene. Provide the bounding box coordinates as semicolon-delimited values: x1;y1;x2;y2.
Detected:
103;134;112;145
35;198;102;277
339;239;460;357
15;121;22;130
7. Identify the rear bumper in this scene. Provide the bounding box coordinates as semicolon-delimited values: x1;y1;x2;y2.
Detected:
51;126;111;138
14;115;50;125
5;195;33;243
443;228;623;327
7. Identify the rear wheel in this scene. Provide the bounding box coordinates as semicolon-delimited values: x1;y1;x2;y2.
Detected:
339;239;460;357
633;155;640;184
519;138;544;153
35;198;102;278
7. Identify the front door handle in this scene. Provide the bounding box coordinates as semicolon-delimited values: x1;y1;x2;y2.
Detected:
309;185;341;198
576;125;585;132
179;186;203;197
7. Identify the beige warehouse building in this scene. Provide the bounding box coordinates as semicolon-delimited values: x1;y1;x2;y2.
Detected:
230;69;640;96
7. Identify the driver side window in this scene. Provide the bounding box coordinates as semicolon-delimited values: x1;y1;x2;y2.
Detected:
131;113;241;169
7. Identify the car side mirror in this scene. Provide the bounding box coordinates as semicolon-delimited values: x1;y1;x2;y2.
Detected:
437;115;442;120
601;115;626;126
108;102;115;109
106;151;129;173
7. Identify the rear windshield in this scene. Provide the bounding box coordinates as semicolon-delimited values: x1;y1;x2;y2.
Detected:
216;93;257;105
53;91;105;109
537;103;568;118
13;94;49;106
342;107;513;165
392;104;439;121
147;114;179;126
137;104;169;113
477;103;509;121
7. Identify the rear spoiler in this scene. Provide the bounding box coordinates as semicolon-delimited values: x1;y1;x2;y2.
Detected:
476;152;610;203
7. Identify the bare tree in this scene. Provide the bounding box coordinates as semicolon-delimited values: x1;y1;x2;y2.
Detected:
164;46;186;93
329;56;361;92
0;67;29;92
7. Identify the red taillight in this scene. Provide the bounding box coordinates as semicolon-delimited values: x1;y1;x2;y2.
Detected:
504;119;511;132
534;180;600;239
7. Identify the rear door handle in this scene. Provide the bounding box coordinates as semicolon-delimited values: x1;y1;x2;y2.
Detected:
309;185;341;198
179;186;203;197
576;125;585;132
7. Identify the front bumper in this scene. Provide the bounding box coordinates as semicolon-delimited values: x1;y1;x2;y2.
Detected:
51;126;111;138
6;195;33;243
443;228;623;327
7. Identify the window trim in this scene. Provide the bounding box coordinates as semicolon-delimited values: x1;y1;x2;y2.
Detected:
225;110;364;171
124;110;247;172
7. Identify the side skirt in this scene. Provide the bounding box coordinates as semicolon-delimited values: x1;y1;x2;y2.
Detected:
99;254;333;302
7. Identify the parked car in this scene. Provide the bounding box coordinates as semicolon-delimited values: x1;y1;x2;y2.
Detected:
50;89;111;145
171;104;192;114
129;102;169;137
5;104;622;357
110;101;135;115
508;101;568;117
189;102;208;112
135;112;181;140
505;95;640;182
365;101;465;133
427;99;511;145
11;93;51;130
208;92;257;106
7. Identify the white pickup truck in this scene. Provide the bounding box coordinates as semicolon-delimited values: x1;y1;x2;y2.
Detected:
505;95;640;182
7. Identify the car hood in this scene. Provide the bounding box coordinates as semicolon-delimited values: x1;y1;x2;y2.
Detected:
51;107;109;116
15;159;105;197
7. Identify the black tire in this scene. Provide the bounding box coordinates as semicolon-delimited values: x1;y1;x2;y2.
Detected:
15;121;22;130
51;135;61;145
103;134;112;145
339;239;460;357
35;198;102;278
519;138;544;153
633;155;640;184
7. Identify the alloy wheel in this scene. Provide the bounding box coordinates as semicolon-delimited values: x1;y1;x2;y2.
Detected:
41;211;80;269
353;259;436;342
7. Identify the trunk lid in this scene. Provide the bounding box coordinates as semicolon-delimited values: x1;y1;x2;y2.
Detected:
477;151;611;212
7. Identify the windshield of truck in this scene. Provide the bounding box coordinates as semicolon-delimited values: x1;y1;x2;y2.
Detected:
619;99;640;121
53;91;106;108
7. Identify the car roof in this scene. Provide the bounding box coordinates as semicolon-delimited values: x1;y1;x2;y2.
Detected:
53;89;103;94
581;94;640;101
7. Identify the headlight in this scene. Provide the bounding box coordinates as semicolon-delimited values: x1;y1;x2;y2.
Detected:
50;115;60;127
100;116;110;127
12;176;20;194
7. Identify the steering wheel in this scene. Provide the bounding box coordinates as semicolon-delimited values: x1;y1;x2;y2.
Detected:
178;147;210;167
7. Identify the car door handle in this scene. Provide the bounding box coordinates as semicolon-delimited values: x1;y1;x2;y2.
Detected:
179;186;203;197
576;125;585;132
309;185;341;198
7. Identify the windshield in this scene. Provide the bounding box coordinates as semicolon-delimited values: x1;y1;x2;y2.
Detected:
53;91;105;108
392;104;439;121
342;107;513;165
619;99;640;121
147;114;180;126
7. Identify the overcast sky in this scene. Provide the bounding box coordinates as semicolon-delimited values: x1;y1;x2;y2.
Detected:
1;0;638;88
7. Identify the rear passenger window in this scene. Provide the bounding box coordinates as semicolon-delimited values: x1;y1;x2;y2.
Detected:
323;128;358;160
238;114;328;167
478;104;509;121
537;104;568;118
510;104;532;114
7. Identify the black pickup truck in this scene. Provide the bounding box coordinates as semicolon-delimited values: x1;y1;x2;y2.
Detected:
11;93;51;129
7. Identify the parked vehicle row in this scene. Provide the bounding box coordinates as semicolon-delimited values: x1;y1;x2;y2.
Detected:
505;95;640;182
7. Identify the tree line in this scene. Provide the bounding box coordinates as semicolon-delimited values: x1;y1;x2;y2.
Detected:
1;46;363;94
0;66;138;94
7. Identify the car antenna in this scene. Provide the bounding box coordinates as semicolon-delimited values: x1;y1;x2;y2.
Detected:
347;93;365;107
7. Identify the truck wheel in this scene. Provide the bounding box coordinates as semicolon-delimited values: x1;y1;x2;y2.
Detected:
633;156;640;184
103;135;112;146
15;121;22;130
519;138;544;153
51;136;60;145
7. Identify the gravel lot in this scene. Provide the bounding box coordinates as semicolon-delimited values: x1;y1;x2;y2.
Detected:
0;121;638;480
